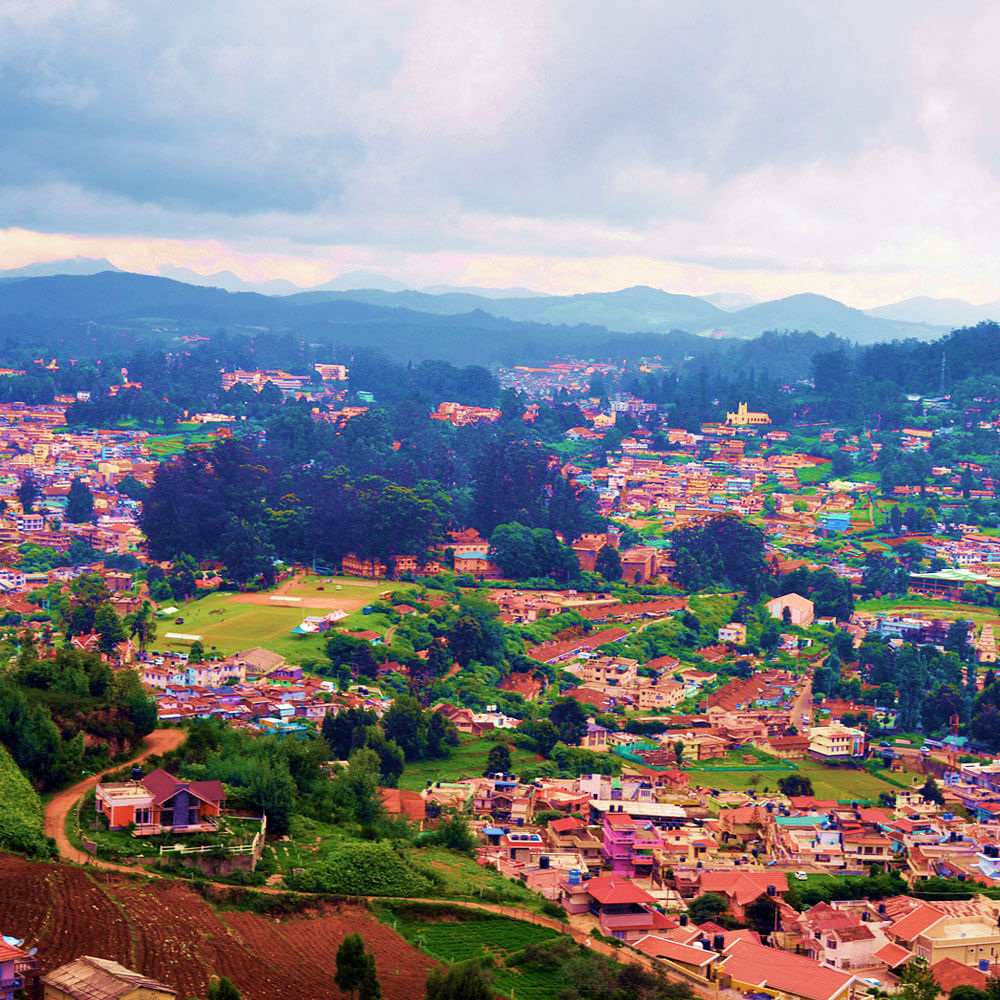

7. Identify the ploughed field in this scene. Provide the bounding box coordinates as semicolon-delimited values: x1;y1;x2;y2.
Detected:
0;854;437;1000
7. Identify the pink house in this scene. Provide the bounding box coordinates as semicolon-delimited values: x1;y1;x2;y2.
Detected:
602;813;663;878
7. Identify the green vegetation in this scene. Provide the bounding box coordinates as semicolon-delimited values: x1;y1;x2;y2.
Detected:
379;903;693;1000
0;744;50;857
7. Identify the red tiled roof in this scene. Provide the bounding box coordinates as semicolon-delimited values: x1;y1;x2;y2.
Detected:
931;957;989;992
585;876;656;906
141;767;225;806
888;902;946;942
720;938;854;1000
634;935;716;966
873;941;913;967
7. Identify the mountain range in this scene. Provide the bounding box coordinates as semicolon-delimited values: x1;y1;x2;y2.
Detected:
2;259;996;347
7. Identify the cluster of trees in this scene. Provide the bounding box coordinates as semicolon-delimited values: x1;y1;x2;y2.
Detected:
0;642;156;787
772;567;854;620
142;419;603;585
815;635;977;737
320;698;457;787
670;515;768;597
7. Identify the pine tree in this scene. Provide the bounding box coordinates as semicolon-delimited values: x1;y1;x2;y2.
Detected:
65;478;95;523
335;934;380;1000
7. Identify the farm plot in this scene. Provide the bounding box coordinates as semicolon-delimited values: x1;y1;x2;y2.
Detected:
0;856;435;1000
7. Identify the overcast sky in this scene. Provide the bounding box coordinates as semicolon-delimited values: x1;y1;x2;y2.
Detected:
3;1;1000;305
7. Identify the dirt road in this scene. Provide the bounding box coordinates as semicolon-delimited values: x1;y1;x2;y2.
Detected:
44;728;187;863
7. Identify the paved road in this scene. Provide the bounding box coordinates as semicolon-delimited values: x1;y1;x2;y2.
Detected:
791;677;813;729
44;728;187;863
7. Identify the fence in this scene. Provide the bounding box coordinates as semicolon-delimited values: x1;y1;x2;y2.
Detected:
159;814;267;861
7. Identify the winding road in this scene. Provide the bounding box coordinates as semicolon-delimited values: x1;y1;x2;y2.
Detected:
44;728;187;863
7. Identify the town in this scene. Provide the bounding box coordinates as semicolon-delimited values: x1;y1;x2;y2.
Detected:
0;320;1000;1000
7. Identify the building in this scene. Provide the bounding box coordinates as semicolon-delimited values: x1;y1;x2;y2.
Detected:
95;768;225;835
602;813;664;878
725;402;771;427
718;938;855;1000
0;939;36;1000
808;725;866;761
766;592;815;627
42;956;175;1000
560;875;674;943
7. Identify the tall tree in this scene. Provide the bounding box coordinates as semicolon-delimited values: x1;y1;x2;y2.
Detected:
65;478;95;523
16;474;38;514
335;934;371;1000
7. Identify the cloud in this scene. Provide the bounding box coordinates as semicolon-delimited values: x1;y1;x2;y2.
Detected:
2;1;1000;303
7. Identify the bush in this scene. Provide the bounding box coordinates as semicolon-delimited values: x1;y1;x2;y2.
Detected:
285;842;434;897
0;745;51;858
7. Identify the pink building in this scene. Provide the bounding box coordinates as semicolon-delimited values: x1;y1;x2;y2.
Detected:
602;813;663;878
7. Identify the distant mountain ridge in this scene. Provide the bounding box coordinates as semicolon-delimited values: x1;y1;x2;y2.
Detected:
0;265;951;345
865;295;1000;329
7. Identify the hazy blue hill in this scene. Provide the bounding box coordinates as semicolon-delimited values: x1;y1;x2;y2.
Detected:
726;292;945;343
307;270;410;292
865;295;1000;329
0;256;121;280
289;284;729;333
0;271;288;323
159;264;304;296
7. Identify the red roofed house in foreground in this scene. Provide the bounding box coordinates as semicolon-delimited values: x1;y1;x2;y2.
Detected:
718;937;855;1000
559;875;675;943
95;767;225;835
0;939;36;1000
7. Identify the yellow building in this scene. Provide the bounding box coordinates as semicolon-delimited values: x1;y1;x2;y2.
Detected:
725;401;771;426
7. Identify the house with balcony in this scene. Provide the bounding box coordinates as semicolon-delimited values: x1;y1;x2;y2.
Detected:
95;768;225;835
560;875;675;943
602;813;663;878
0;939;36;1000
808;725;865;761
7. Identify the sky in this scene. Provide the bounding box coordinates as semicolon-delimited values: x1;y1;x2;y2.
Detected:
3;1;1000;306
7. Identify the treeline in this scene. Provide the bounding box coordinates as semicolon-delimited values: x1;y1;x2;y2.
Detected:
142;415;604;580
0;642;157;793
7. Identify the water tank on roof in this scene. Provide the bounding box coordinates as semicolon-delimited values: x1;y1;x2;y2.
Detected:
713;934;725;951
767;885;776;896
568;869;581;885
679;913;688;926
540;856;550;869
878;903;887;914
981;959;991;972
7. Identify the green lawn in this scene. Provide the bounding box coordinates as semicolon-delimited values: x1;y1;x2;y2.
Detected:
377;906;565;1000
398;736;542;792
855;595;999;625
150;574;419;660
685;759;903;802
152;591;330;660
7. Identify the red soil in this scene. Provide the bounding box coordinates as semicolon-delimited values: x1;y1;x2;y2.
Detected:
0;855;437;1000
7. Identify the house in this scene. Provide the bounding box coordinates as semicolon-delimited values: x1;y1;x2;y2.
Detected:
602;813;663;878
95;768;225;835
887;902;1000;969
717;938;854;1000
0;939;36;1000
560;875;675;943
766;592;815;627
808;725;865;761
697;870;789;921
42;956;175;1000
379;787;426;826
718;622;747;644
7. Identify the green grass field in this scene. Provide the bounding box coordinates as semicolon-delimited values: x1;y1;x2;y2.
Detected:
398;736;542;792
856;595;999;625
684;759;903;802
153;591;328;660
150;573;422;660
379;907;565;1000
